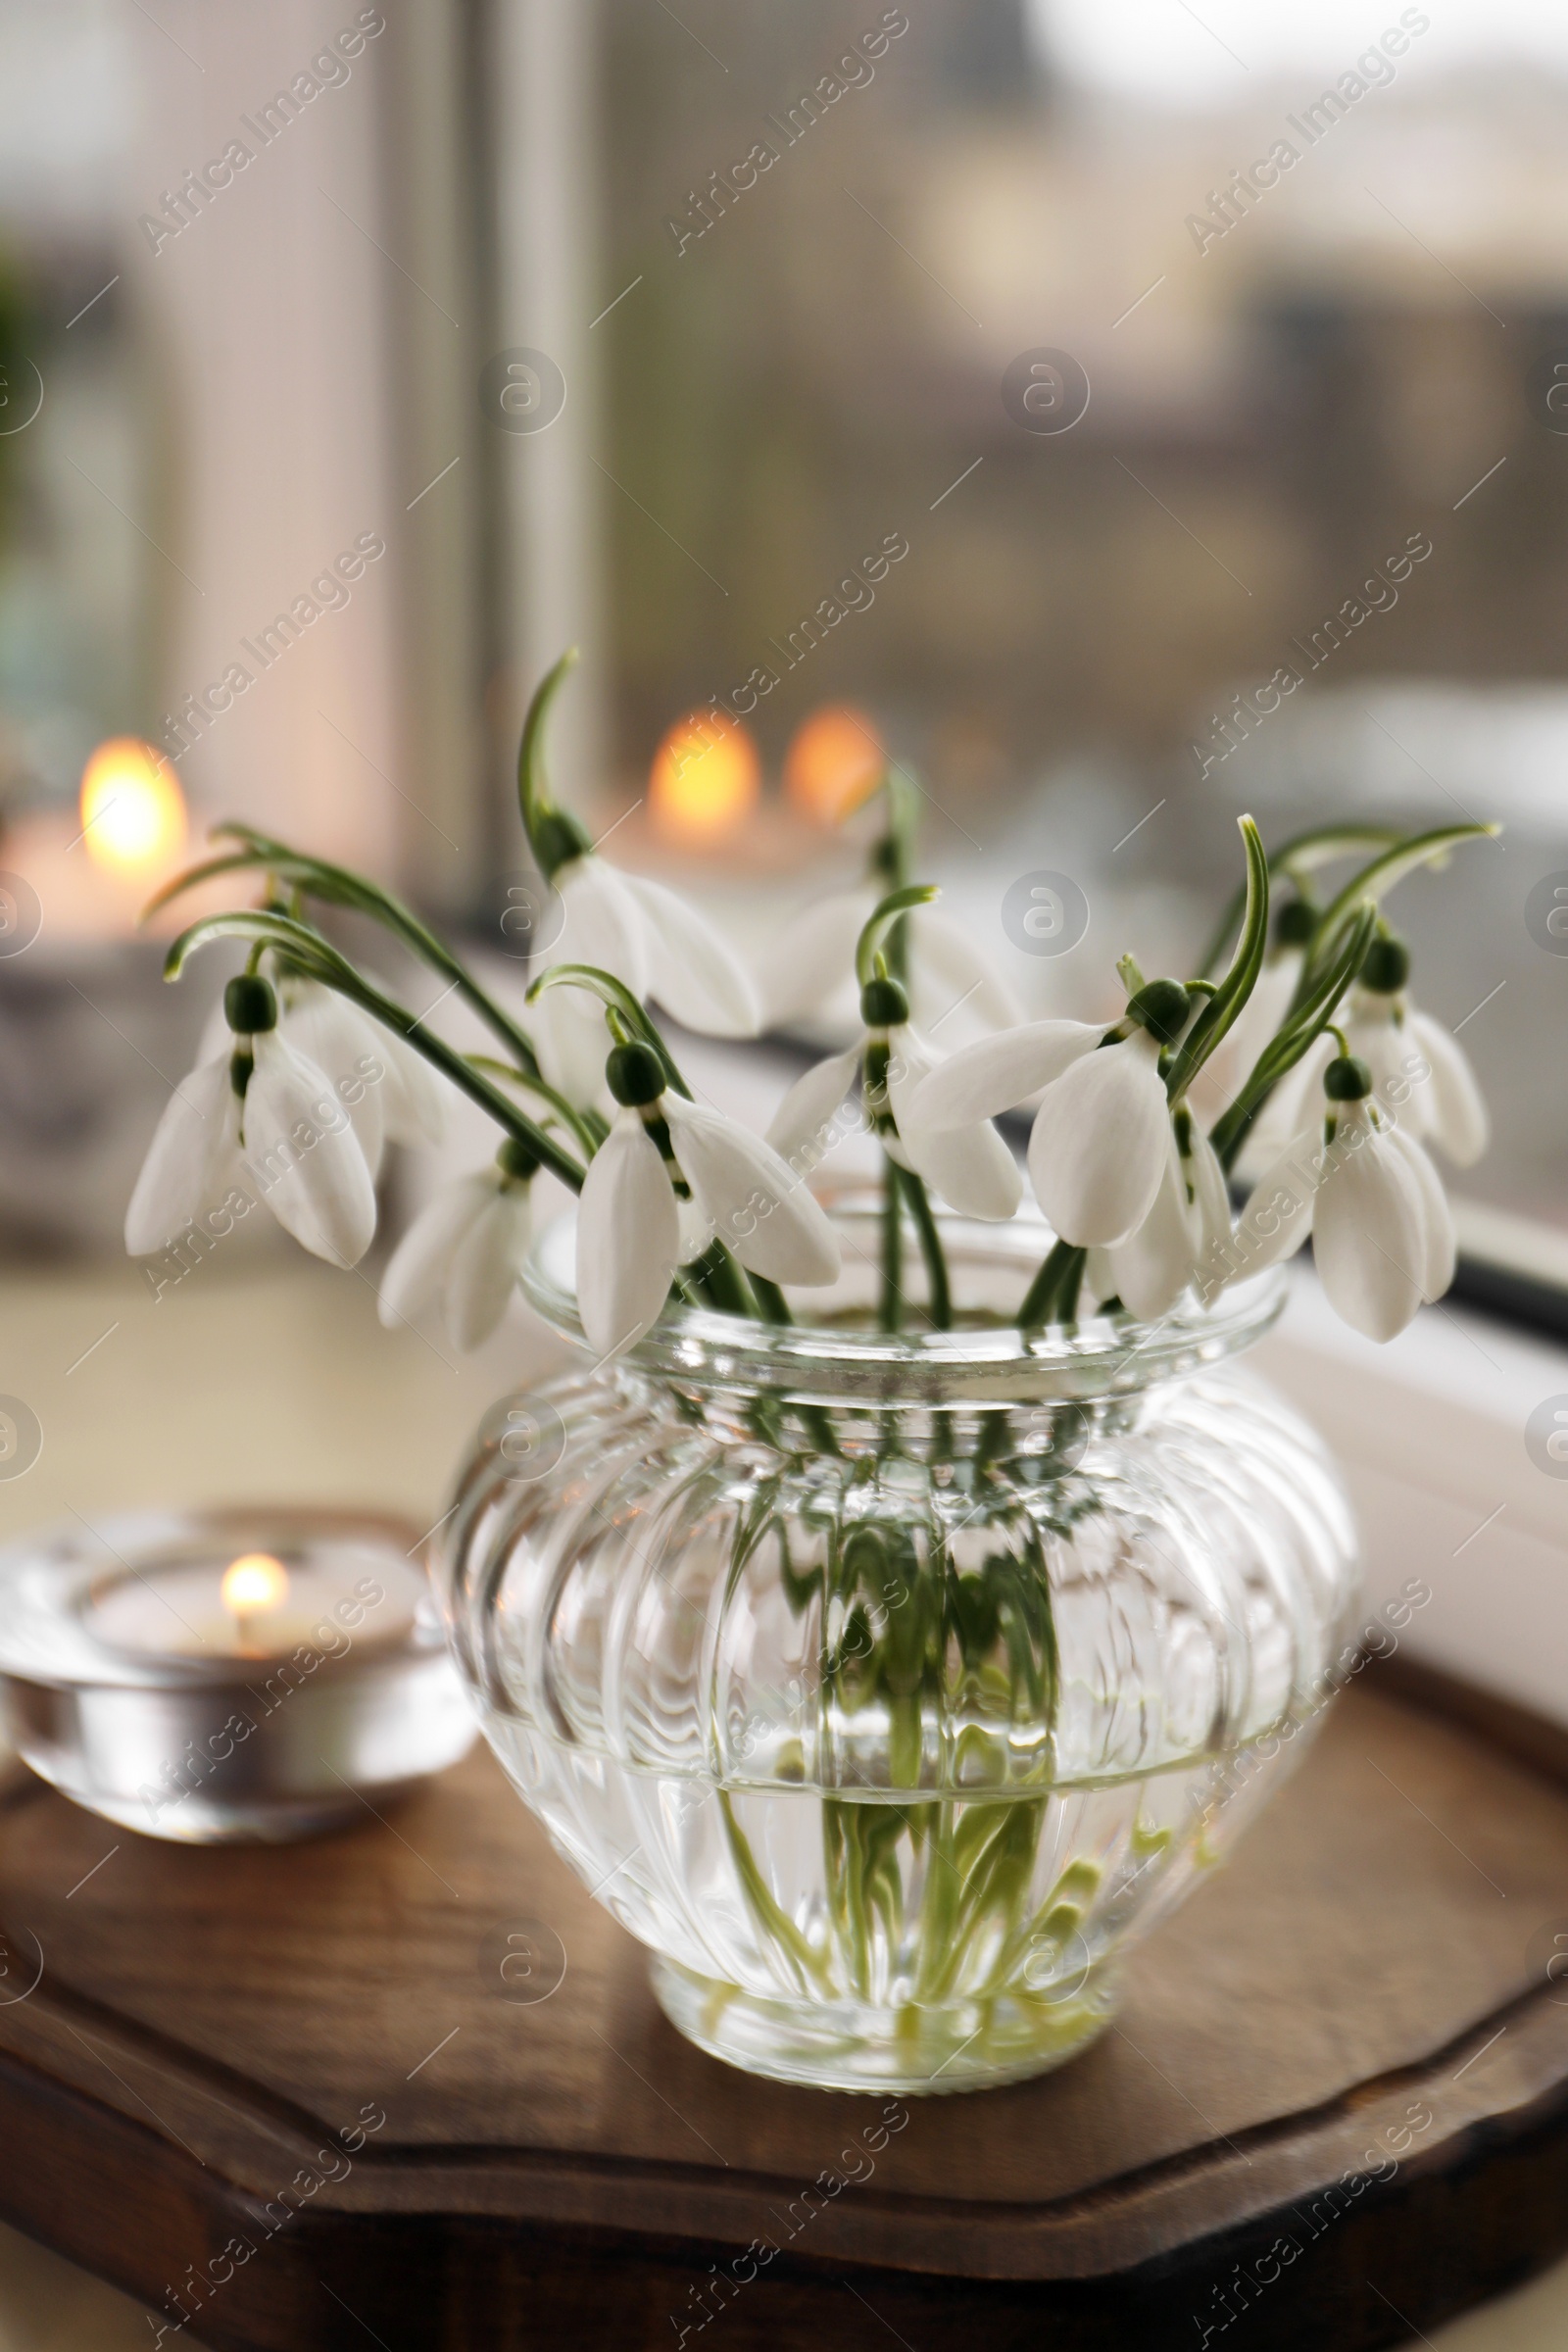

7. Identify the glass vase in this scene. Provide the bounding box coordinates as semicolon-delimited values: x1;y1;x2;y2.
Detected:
439;1197;1359;2096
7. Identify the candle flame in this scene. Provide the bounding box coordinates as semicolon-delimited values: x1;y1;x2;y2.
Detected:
79;738;188;880
650;710;760;843
220;1553;289;1617
784;706;885;827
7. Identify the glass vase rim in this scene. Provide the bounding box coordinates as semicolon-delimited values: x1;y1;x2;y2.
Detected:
522;1188;1287;1404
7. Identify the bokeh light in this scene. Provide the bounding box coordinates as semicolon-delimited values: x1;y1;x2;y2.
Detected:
79;738;188;879
649;708;760;843
783;706;885;826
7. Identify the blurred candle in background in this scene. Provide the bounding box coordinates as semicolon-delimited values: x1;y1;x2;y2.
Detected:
79;736;188;884
784;705;885;826
0;737;192;939
649;707;760;845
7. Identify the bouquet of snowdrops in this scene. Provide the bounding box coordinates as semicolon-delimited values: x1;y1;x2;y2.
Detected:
125;652;1491;1347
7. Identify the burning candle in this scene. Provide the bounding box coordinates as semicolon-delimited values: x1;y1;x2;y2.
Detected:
783;705;885;826
0;1512;474;1843
649;708;760;844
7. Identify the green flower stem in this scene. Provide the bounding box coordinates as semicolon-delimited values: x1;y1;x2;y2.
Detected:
683;1237;759;1318
1210;901;1378;1171
149;835;546;1081
748;1275;792;1325
1197;822;1403;977
164;909;586;1192
1017;1239;1087;1330
880;1153;905;1332
465;1053;599;1159
894;1166;952;1329
719;1793;831;1995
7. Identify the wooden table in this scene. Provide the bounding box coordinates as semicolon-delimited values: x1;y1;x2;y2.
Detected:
0;1654;1566;2350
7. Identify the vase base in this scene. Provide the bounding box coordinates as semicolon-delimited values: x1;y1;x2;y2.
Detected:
651;1956;1117;2096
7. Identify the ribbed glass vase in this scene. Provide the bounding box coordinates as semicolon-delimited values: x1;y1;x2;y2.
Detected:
439;1198;1359;2095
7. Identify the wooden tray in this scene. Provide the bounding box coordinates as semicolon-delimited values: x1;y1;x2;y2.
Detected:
0;1656;1565;2351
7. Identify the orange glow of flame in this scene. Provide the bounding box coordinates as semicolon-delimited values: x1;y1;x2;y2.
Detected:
783;706;885;827
220;1553;290;1618
649;709;760;844
79;738;187;880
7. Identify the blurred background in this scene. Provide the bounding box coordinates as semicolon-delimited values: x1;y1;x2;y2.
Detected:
0;0;1563;1281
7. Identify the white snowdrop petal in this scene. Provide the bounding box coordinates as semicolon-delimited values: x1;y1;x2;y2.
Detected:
532;986;612;1112
677;1192;717;1264
124;1053;243;1255
624;873;761;1040
1100;1132;1197;1321
576;1108;680;1356
279;983;386;1176
664;1095;840;1286
1383;1125;1456;1301
1313;1115;1426;1342
906;906;1023;1032
379;1172;498;1329
886;1025;1022;1221
445;1185;533;1349
1187;1127;1233;1258
764;1045;861;1172
375;1023;448;1146
1409;1010;1489;1168
753;891;871;1029
243;1034;378;1268
904;1120;1023;1222
1228;1127;1324;1285
1027;1031;1169;1248
904;1020;1100;1136
554;857;650;999
1234;1033;1333;1174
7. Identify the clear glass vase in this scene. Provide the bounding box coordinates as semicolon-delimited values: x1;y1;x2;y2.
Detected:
439;1197;1359;2096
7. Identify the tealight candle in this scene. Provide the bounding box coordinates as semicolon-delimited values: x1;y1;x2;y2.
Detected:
0;1511;475;1843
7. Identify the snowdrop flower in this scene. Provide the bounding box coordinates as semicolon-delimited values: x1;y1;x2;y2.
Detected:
379;1142;537;1349
766;971;1022;1221
1227;1054;1455;1342
1340;937;1488;1167
517;651;760;1098
1085;1114;1233;1322
125;974;377;1268
1239;937;1488;1176
199;974;446;1171
755;886;1022;1038
576;1040;840;1357
907;978;1194;1248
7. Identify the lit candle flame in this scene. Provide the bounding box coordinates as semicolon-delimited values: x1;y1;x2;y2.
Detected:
650;710;760;843
784;706;884;827
79;738;188;881
220;1553;290;1619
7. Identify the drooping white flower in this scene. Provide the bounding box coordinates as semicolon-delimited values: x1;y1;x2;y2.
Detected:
124;975;378;1269
1228;1055;1455;1341
576;1041;841;1356
1028;1025;1172;1248
755;887;1022;1038
379;1154;534;1348
1343;986;1488;1168
124;1048;246;1256
1085;1119;1233;1321
1238;937;1488;1176
766;972;1022;1222
542;854;761;1040
202;973;448;1164
909;977;1204;1256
